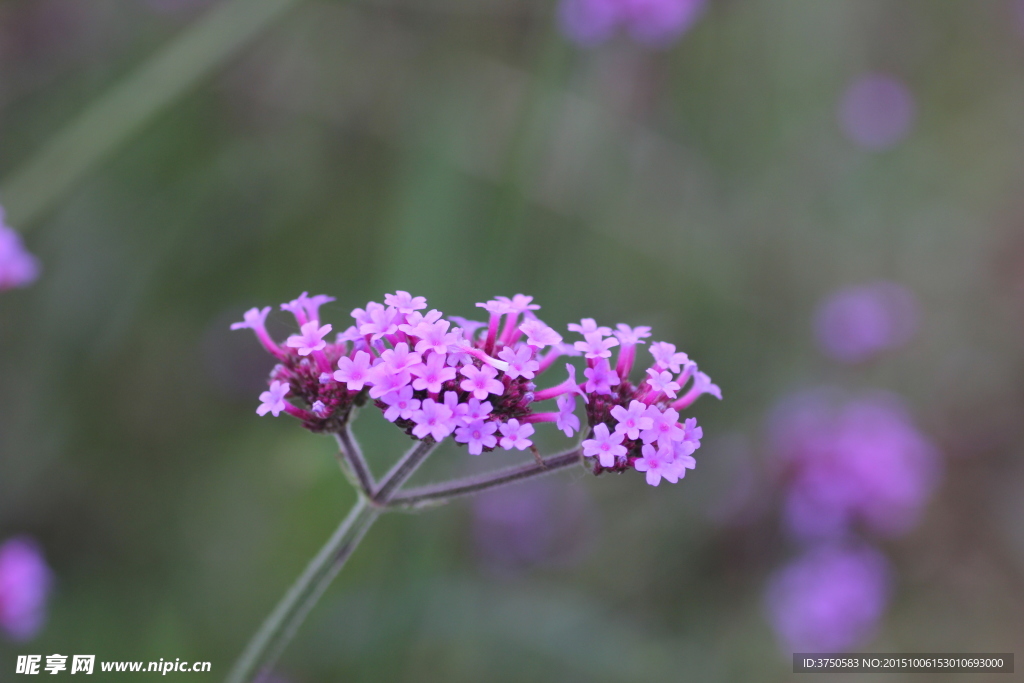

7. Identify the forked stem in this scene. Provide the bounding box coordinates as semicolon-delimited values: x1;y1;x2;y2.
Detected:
225;439;581;683
371;439;437;503
225;438;436;683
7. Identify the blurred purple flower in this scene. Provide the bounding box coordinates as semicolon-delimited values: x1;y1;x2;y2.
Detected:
765;544;890;653
0;208;40;291
814;281;919;363
1014;0;1024;37
0;537;53;641
838;74;916;150
770;389;940;540
558;0;706;47
473;480;595;573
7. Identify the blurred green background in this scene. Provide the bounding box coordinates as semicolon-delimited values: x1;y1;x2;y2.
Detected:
2;0;1024;680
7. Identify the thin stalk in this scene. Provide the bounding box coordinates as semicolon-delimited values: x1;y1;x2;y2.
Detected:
388;448;583;510
224;495;379;683
334;428;375;495
372;439;438;503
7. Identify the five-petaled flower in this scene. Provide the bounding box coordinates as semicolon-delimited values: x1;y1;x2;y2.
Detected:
257;381;291;417
582;423;626;467
286;321;332;356
499;419;535;451
460;364;504;400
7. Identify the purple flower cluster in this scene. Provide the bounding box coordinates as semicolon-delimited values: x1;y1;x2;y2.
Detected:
558;0;706;47
770;390;940;540
765;544;891;653
233;292;720;486
814;281;918;363
0;207;40;291
763;390;939;653
0;537;52;642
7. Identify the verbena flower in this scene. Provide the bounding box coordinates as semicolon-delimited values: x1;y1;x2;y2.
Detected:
0;208;41;291
765;544;890;653
233;292;720;486
455;420;499;455
0;537;52;642
769;389;940;539
558;0;707;48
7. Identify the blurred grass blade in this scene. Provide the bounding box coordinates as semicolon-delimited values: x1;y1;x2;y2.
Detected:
0;0;304;230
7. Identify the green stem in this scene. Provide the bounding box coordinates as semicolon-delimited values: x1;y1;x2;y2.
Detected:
226;438;439;683
0;0;304;229
223;495;380;683
387;448;583;510
371;439;438;503
334;428;375;495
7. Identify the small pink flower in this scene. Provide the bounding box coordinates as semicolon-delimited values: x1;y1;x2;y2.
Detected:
574;331;619;359
673;370;722;410
257;381;290;417
455;420;499;455
613;324;651;346
520;319;563;348
334;351;375;391
285;321;332;356
412;398;457;440
380;342;422;373
231;306;283;356
555;394;580;437
411;352;457;393
582;423;626;467
568;318;611;336
282;292;334;325
414;319;457;356
398;309;443;336
381;386;421;422
633;444;676;486
497;346;540;380
476;299;514;316
366;363;412;400
646;368;681;398
500;294;541;313
583;359;620;395
499;419;535;451
384;290;427;314
610;400;653;440
359;304;400;340
231;306;272;333
641;406;685;447
455;397;493;425
460;363;504;400
649;342;689;373
665;440;697;479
